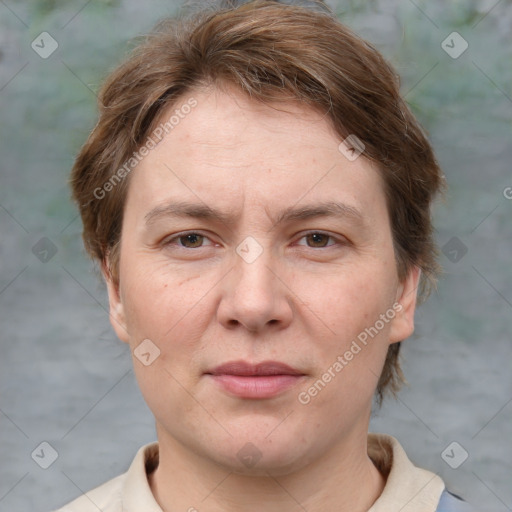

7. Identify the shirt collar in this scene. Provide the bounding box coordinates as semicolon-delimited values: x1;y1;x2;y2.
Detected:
367;433;445;512
122;441;162;511
121;433;445;512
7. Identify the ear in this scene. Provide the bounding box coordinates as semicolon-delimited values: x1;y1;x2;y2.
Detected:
102;260;130;344
389;266;421;344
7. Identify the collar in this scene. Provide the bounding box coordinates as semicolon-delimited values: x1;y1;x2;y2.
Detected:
121;433;445;511
367;433;445;511
122;441;162;511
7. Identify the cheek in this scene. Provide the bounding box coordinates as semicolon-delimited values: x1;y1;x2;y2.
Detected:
297;265;397;385
120;256;213;349
293;264;393;333
122;261;211;408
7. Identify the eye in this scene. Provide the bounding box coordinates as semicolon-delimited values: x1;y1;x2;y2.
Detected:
161;231;346;251
163;232;214;249
296;231;342;248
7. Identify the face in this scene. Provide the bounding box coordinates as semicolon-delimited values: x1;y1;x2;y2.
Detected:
105;84;419;475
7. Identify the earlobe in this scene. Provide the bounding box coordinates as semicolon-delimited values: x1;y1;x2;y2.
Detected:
389;266;421;344
102;261;130;344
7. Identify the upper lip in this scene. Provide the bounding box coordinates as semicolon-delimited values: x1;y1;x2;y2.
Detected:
207;360;304;376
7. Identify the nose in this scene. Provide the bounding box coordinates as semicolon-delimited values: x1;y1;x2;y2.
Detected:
216;239;293;333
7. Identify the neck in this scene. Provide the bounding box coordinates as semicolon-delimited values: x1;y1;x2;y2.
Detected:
149;428;386;512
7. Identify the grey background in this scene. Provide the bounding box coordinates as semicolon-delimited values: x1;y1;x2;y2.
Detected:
1;0;511;511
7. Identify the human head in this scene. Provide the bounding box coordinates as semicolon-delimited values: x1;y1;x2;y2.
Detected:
71;0;443;403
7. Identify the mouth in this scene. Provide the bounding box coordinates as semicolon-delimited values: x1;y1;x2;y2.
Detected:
204;360;306;399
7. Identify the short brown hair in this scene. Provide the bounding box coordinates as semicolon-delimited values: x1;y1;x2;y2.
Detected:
71;0;444;403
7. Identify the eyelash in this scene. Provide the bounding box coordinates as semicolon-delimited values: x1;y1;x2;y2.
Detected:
162;231;346;250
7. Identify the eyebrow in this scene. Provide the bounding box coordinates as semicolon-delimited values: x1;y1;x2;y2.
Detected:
144;200;365;229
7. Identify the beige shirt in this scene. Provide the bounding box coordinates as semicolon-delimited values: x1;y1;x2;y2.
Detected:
54;433;445;512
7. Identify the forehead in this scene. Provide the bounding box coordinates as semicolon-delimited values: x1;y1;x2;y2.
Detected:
169;84;339;157
125;85;388;226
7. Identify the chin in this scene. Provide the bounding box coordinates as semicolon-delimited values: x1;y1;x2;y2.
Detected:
205;431;317;477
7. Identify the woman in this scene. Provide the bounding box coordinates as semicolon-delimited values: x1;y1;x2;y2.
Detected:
56;1;473;510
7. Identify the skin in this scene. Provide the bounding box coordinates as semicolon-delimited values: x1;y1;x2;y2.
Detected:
104;83;420;512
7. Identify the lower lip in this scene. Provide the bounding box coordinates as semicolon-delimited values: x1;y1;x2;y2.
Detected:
207;374;305;399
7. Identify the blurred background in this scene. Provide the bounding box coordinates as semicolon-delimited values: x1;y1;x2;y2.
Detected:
1;0;511;510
